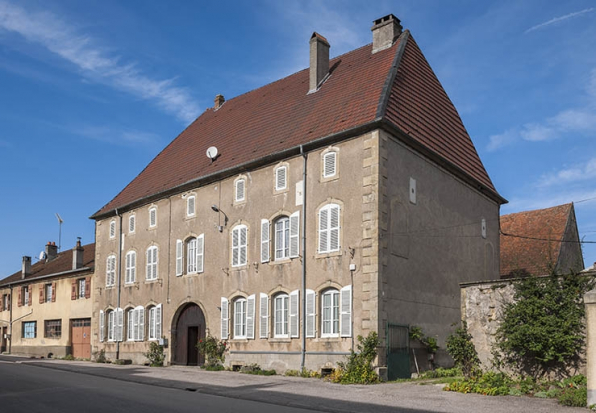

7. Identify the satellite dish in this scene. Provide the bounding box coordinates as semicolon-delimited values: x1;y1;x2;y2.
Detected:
206;146;219;160
39;251;47;260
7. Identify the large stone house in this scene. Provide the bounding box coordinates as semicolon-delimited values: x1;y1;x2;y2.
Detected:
500;203;583;278
0;241;94;358
90;14;505;377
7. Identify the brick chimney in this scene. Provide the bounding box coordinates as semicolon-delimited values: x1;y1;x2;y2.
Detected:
371;14;402;53
22;256;31;279
214;94;225;109
309;32;330;92
45;241;58;262
72;239;84;270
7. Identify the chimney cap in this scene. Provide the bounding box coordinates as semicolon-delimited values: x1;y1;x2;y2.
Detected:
372;13;401;27
214;94;225;109
310;32;330;46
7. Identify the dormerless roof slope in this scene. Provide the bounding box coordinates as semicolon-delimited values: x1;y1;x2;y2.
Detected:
0;243;95;286
500;204;574;277
92;30;504;219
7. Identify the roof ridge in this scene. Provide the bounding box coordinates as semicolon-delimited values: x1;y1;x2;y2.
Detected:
375;30;410;120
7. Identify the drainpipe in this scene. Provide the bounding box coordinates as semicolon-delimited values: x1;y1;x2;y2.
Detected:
115;209;123;360
8;284;13;354
300;145;307;371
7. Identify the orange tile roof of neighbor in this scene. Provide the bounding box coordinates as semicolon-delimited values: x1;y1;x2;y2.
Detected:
500;204;573;277
92;21;505;219
0;243;95;286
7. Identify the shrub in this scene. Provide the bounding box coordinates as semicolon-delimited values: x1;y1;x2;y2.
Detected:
558;387;587;407
144;341;165;367
240;364;276;375
409;326;439;354
94;349;106;363
332;332;380;384
197;334;228;367
419;367;461;379
446;322;480;379
63;354;75;361
285;369;320;378
494;273;595;378
203;364;225;371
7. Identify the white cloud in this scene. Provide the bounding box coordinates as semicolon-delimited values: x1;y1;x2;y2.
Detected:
538;157;596;188
487;129;517;151
525;8;594;34
519;123;558;142
0;1;200;123
77;125;160;146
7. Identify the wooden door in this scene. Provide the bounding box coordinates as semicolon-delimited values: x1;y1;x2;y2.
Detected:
71;318;91;359
172;304;205;365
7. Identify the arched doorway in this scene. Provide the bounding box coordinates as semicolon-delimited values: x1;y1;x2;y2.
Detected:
172;303;205;366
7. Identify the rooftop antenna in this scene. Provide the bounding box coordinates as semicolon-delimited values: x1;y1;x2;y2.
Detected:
55;213;63;251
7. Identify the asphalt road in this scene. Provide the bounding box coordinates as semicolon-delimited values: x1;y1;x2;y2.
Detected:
0;360;320;413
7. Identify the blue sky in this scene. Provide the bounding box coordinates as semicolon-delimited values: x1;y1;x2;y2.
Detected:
0;0;595;276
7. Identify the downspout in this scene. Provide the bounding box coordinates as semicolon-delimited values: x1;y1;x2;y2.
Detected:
115;209;123;360
300;145;307;370
8;284;13;354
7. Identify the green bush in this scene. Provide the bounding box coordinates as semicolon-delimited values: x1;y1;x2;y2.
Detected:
197;334;228;367
558;387;587;407
202;364;225;371
494;273;595;378
409;326;439;354
332;332;380;384
419;367;461;379
63;354;75;361
445;372;511;396
240;364;276;375
446;322;480;379
94;349;106;363
144;341;165;367
285;369;320;378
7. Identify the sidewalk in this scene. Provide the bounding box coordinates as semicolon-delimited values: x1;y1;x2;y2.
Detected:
15;357;586;413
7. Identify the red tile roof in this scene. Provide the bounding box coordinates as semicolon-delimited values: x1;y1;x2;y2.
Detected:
93;29;503;218
0;243;95;286
500;204;572;277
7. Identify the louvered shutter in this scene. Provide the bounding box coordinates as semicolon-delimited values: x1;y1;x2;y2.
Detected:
187;196;195;216
138;307;145;341
276;167;286;190
340;285;352;337
196;234;204;273
17;288;22;307
129;215;135;232
176;240;183;276
319;208;328;253
246;295;255;339
51;282;56;302
39;287;44;304
156;304;162;339
85;278;91;298
232;228;239;266
240;226;247;265
330;205;340;251
236;179;245;201
306;289;316;338
289;290;299;338
153;248;158;278
323;152;336;177
71;280;77;300
116;308;124;342
261;219;270;263
290;211;299;258
132;308;139;341
99;310;105;342
221;297;229;339
259;293;269;339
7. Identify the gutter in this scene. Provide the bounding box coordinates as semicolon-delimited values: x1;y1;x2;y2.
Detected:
300;144;307;371
0;267;93;289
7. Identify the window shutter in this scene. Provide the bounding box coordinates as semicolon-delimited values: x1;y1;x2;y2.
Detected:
323;152;336;177
330;205;340;251
153;248;158;278
156;304;162;339
236;179;245;201
340;285;352;337
187;196;195;216
129;215;135;232
39;287;44;304
261;219;270;263
175;239;183;276
319;208;328;253
132;308;139;341
306;289;316;338
99;310;105;342
50;282;56;302
276;166;286;190
196;234;204;273
289;290;299;338
232;228;239;266
240;227;247;265
247;294;255;339
221;297;229;339
71;280;77;300
85;277;91;298
17;288;22;307
290;211;300;258
259;293;269;339
138;307;145;341
116;308;124;342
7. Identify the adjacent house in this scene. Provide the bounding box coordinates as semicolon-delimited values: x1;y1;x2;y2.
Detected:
500;203;583;278
91;14;505;378
0;241;94;358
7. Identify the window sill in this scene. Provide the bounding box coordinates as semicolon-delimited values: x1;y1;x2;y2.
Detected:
269;337;291;343
316;250;342;258
320;175;339;183
144;278;163;285
230;338;249;343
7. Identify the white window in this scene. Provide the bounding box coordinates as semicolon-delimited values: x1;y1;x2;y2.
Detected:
323;151;337;178
274;217;290;260
129;215;135;233
45;283;52;303
99;310;105;342
340;285;352;338
187;238;197;273
235;178;245;202
318;204;340;253
107;310;115;341
77;278;86;299
130;306;145;341
260;219;270;263
146;246;158;280
125;251;136;284
109;220;116;239
305;289;316;338
275;166;287;190
106;255;116;286
274;294;289;338
321;289;339;337
187;196;195;217
221;297;229;339
148;304;162;340
259;293;269;339
23;286;30;306
149;207;157;228
127;308;134;341
232;225;247;267
234;298;247;339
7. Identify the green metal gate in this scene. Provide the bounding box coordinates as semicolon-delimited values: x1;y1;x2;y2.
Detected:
386;323;410;380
